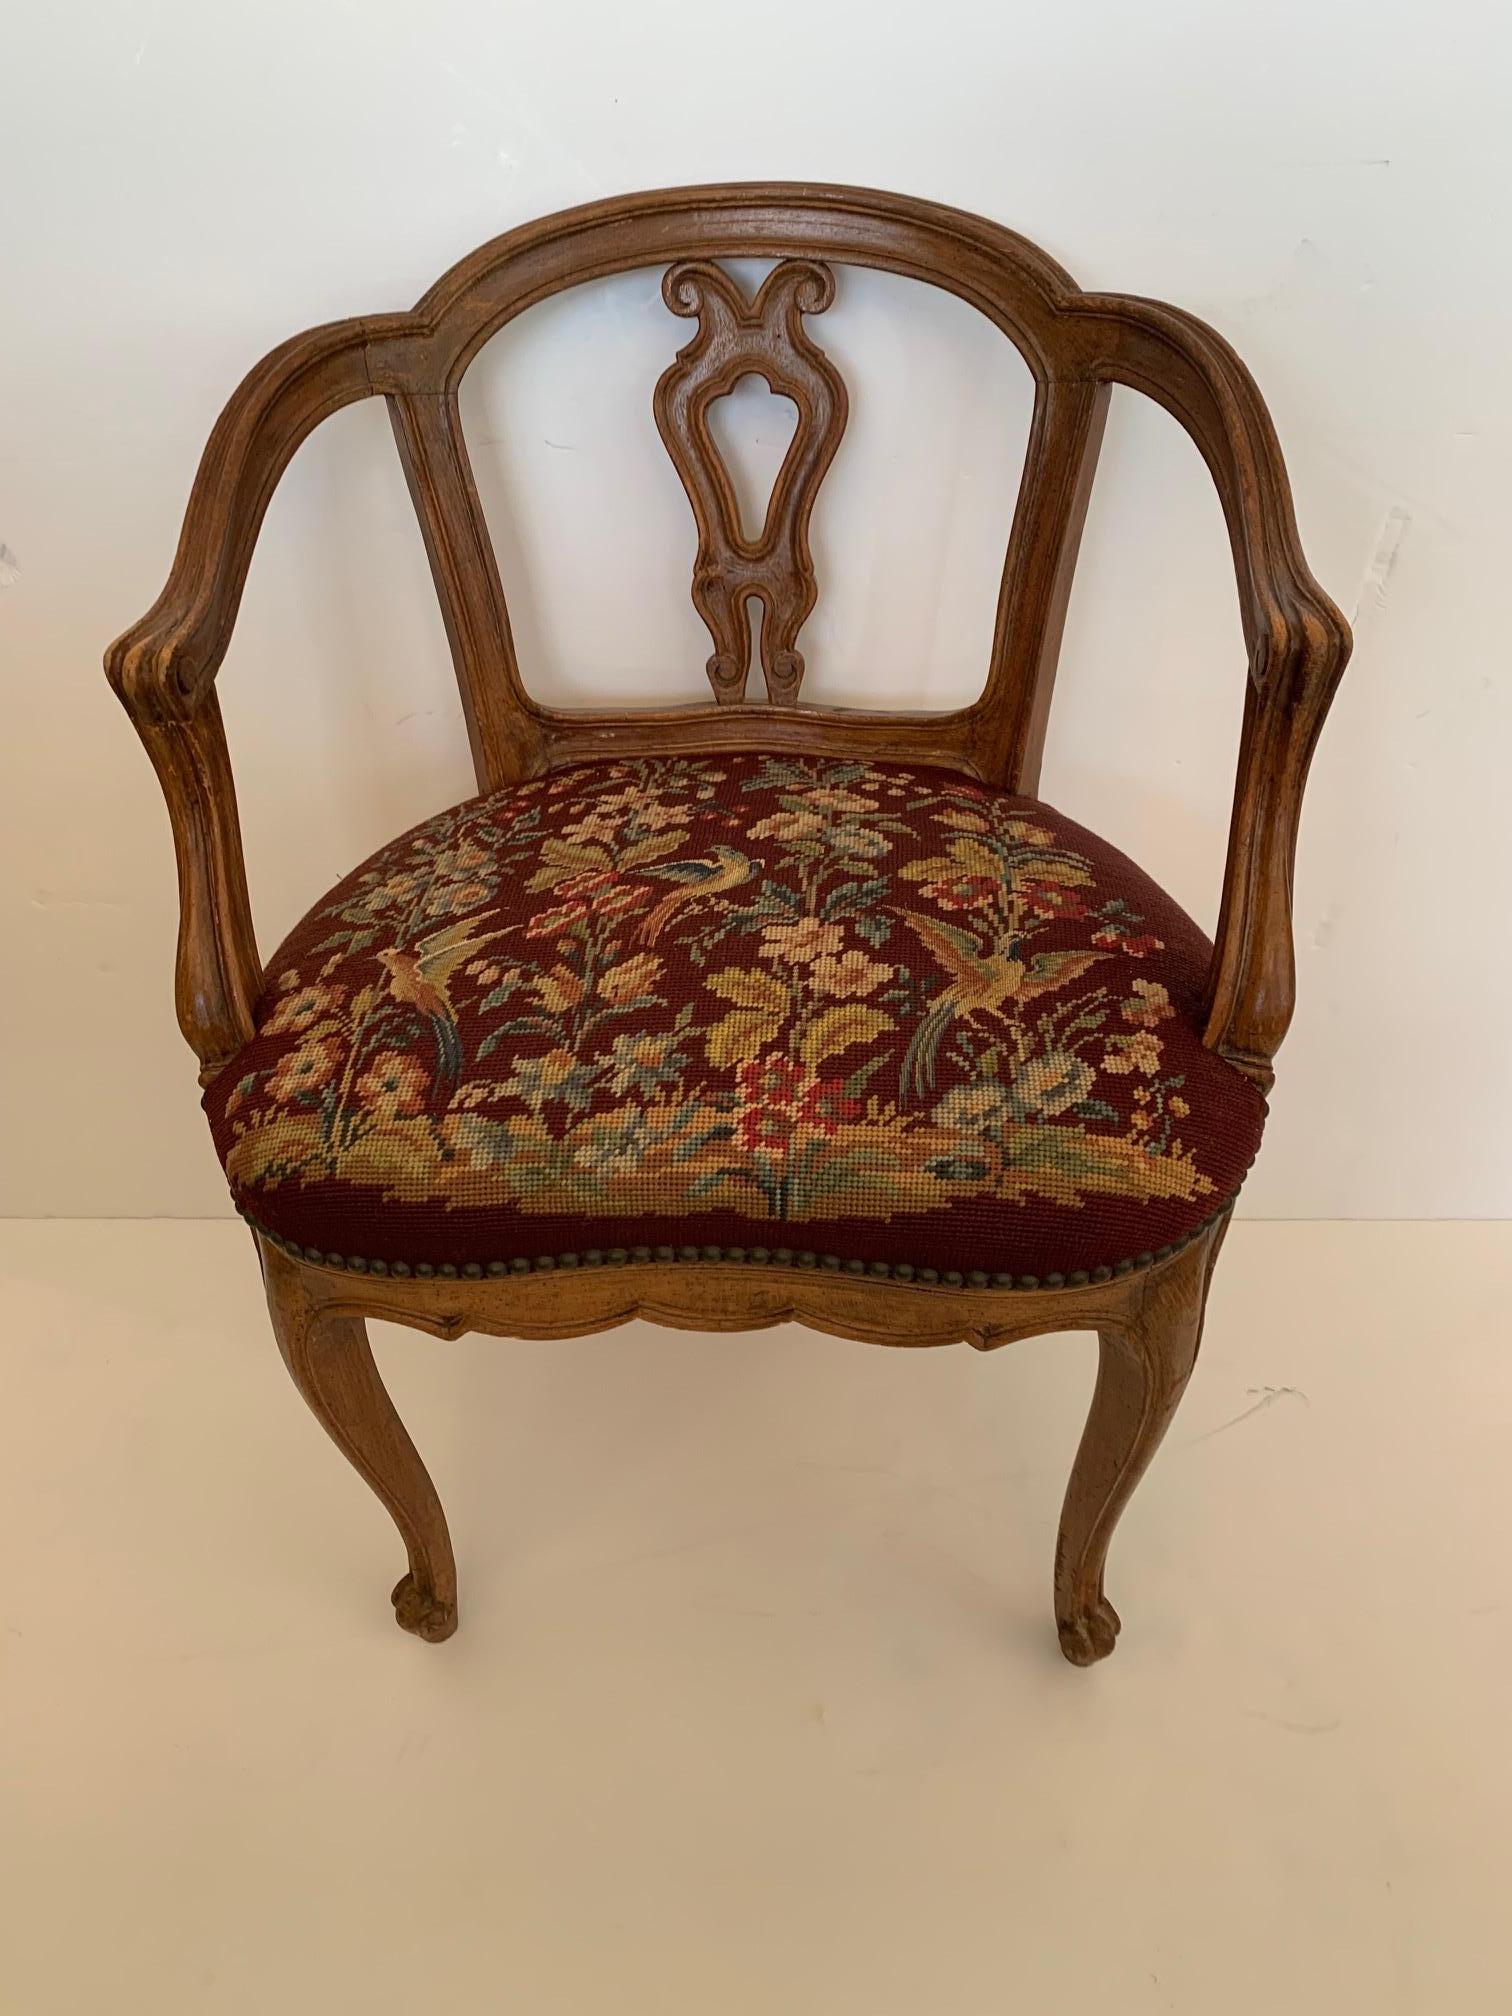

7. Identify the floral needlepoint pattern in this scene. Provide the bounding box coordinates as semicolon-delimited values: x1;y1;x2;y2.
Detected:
205;756;1266;1275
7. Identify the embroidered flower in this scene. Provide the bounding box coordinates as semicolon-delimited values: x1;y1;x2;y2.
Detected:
737;1054;807;1106
598;952;662;1005
749;809;825;842
804;788;878;813
1092;923;1163;957
795;1076;861;1135
592;785;671;815
572;1108;653;1175
761;918;844;965
265;983;342;1036
267;1035;342;1102
499;1046;582;1108
594;881;654;922
356;1049;429;1117
729;1054;860;1150
358;868;425;912
559;808;624;847
552;869;615;899
532;963;585;1012
1000;818;1055;846
835;827;892;860
1122;979;1174;1028
733;1054;807;1150
606;1031;688;1098
1016;1051;1094;1118
919;872;999;912
634;800;691;833
526;898;590;938
425;878;492;918
811;950;893;999
542;867;653;924
1017;877;1089;921
1101;1030;1163;1076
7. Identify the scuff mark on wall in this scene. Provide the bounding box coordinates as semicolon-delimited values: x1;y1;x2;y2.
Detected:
1352;505;1411;629
0;543;20;589
29;889;128;912
1189;1385;1310;1443
1309;902;1342;953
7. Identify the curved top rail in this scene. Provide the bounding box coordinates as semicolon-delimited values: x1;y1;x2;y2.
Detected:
398;182;1083;388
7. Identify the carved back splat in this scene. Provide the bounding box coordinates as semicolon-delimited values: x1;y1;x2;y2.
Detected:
654;259;847;704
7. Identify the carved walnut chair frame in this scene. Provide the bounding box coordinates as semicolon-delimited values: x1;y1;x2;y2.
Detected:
107;185;1349;1664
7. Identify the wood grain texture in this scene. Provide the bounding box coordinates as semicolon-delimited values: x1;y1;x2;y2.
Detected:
654;258;847;704
107;184;1348;1660
1054;1213;1228;1663
262;1239;458;1641
129;694;261;1081
386;389;541;790
259;1230;1217;1354
256;1220;1226;1662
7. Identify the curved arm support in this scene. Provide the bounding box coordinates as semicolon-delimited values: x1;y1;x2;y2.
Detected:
1067;295;1352;1085
131;695;262;1080
104;316;418;1076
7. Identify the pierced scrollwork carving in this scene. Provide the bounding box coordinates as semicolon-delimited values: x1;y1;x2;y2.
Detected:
654;259;847;704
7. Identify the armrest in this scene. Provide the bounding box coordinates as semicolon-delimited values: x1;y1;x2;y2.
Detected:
1067;294;1353;1089
105;316;399;1077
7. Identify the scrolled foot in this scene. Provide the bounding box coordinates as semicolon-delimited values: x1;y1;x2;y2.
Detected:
392;1572;458;1644
1057;1596;1121;1666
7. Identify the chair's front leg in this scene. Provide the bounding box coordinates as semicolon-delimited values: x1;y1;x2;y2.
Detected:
260;1238;458;1642
1054;1212;1229;1664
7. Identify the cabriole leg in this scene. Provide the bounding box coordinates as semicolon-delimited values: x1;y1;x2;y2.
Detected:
260;1238;458;1642
1053;1214;1228;1665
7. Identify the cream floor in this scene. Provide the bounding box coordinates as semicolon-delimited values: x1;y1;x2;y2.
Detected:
3;1220;1510;2014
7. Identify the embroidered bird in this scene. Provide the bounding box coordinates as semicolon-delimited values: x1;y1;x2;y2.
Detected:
898;911;1106;1098
376;917;508;1095
637;846;754;944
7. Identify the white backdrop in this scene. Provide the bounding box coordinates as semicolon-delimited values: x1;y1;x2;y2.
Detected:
3;0;1508;1219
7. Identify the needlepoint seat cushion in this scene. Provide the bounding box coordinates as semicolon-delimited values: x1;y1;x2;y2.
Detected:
204;753;1265;1281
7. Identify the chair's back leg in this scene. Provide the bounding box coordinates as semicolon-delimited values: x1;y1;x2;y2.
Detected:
260;1238;458;1642
1054;1212;1230;1664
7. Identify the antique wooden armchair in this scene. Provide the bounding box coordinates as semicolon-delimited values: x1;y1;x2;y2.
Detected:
107;184;1349;1664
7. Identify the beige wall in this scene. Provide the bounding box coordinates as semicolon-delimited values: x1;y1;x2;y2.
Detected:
3;0;1507;1217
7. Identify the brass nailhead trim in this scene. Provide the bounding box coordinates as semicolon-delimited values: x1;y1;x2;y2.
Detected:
239;1203;1231;1292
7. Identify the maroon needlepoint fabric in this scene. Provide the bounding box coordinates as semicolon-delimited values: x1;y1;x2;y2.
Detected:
204;755;1265;1276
